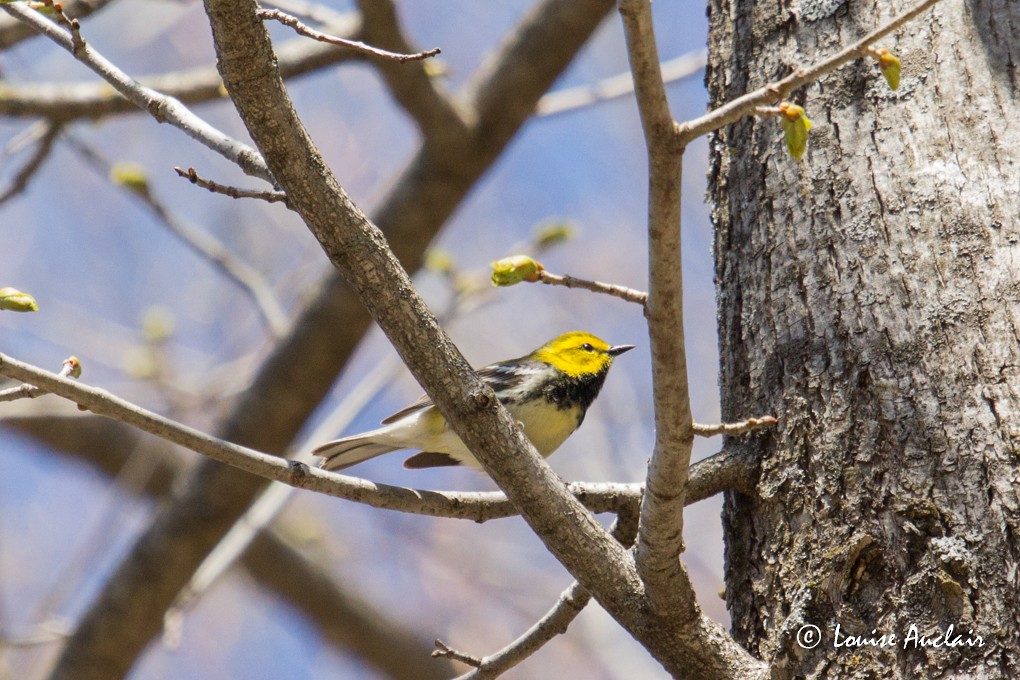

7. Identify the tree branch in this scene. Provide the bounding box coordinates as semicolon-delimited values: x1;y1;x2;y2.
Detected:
675;0;943;144
535;270;648;306
0;356;79;402
0;2;272;182
202;0;654;660
619;0;698;619
3;398;754;518
0;351;651;520
256;7;440;61
175;166;289;205
448;510;641;679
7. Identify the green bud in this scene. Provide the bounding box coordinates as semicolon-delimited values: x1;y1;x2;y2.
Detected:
878;49;901;90
110;162;150;195
0;287;39;312
491;255;543;287
63;356;82;379
779;102;812;160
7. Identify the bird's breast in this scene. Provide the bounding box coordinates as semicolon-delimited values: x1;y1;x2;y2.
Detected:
508;398;584;457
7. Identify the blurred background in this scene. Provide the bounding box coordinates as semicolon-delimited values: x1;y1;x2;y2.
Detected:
0;1;728;677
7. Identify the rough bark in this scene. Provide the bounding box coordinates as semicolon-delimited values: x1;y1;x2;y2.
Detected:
707;0;1020;676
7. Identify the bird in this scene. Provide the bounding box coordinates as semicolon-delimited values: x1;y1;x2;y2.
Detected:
313;331;634;472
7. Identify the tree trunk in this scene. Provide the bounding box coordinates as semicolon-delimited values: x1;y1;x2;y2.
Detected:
707;0;1020;676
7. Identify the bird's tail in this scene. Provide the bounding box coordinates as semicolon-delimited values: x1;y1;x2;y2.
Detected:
313;433;401;471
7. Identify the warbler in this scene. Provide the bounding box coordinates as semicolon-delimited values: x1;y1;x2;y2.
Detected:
313;331;634;471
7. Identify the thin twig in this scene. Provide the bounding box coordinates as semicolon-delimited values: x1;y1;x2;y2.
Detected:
433;640;482;667
256;8;440;62
260;0;349;26
451;515;640;679
175;166;289;205
693;415;777;437
0;120;63;205
0;357;79;402
43;0;85;53
676;0;943;144
0;2;273;182
450;584;588;679
536;49;706;118
535;270;647;306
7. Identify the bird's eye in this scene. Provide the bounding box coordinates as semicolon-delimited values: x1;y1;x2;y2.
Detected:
581;343;594;352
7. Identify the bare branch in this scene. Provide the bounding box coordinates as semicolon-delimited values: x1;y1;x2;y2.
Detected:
0;356;79;402
676;0;943;144
5;399;759;516
535;270;647;306
0;2;273;182
260;0;347;25
256;7;439;61
175;166;289;205
0;120;62;205
444;582;587;679
536;49;706;118
452;513;640;680
619;0;697;620
433;640;483;668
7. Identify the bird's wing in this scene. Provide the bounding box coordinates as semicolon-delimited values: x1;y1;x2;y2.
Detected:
378;360;536;425
379;392;434;424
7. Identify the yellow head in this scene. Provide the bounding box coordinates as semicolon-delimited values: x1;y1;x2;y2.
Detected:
531;331;634;377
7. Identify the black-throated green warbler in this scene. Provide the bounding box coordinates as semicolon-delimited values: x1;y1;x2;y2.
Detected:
313;331;633;471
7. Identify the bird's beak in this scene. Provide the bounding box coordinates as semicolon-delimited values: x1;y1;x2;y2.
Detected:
607;344;635;356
